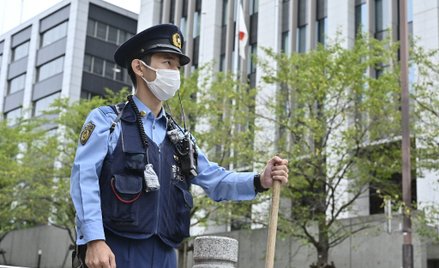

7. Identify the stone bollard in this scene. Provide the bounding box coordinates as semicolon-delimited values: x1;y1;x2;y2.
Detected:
192;236;239;268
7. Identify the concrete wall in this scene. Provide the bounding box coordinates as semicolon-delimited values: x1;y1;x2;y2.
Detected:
183;214;435;268
0;225;73;268
1;215;437;268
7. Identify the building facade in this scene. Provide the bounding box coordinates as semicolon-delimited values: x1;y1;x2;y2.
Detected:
138;0;439;219
0;0;137;124
139;0;439;267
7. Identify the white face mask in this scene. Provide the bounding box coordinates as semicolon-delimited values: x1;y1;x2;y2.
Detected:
140;61;181;101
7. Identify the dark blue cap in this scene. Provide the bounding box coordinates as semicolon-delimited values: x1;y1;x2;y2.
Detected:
114;24;191;67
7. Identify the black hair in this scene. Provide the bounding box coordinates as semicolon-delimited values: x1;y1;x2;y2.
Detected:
128;54;152;88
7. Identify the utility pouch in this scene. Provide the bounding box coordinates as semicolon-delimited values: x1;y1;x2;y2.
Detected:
72;244;87;268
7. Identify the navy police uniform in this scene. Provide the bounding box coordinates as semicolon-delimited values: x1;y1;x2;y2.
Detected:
70;24;260;267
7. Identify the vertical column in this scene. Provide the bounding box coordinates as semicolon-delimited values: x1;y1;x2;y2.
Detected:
174;0;183;27
326;0;358;219
198;0;223;71
184;0;195;77
255;0;280;145
224;0;235;72
22;23;38;118
138;0;161;30
161;0;171;23
289;0;297;52
413;0;439;50
307;0;316;50
327;0;355;48
412;0;439;242
0;37;11;114
368;0;376;38
62;0;89;102
390;0;399;41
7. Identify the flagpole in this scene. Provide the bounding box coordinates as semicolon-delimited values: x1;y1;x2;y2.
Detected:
233;1;240;79
239;0;249;85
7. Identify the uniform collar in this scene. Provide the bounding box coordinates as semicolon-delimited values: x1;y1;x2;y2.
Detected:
132;95;167;122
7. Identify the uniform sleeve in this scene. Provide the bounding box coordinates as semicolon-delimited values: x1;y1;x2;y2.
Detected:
70;107;115;245
191;148;257;202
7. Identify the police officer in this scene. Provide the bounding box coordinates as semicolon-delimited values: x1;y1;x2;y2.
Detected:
70;24;289;268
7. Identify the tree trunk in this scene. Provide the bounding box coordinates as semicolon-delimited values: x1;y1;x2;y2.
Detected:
317;219;330;267
310;217;335;268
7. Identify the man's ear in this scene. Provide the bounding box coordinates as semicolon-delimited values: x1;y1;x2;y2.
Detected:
131;59;143;77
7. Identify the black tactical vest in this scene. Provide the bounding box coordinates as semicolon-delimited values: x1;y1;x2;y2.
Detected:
99;103;193;248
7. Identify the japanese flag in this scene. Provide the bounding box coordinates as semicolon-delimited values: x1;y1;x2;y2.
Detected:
237;2;248;59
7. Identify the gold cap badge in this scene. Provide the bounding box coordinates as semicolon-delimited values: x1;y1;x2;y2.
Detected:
80;122;95;145
172;33;182;49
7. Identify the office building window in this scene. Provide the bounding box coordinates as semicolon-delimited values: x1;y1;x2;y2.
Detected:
117;31;127;45
5;107;22;126
81;90;100;100
8;74;26;94
84;54;92;72
169;0;176;24
108;25;118;44
250;0;259;15
219;53;226;71
87;19;134;45
407;0;413;36
87;19;95;36
180;17;187;38
41;21;68;47
37;56;64;82
297;0;307;52
182;0;188;17
249;44;257;74
297;26;307;53
93;57;104;75
104;60;114;79
281;31;290;53
12;41;29;61
193;11;201;38
83;54;127;82
375;0;389;40
222;0;228;26
96;21;107;40
33;92;61;117
317;19;327;45
316;0;327;45
355;1;368;36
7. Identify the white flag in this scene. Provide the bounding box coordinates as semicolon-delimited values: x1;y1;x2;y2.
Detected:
237;2;248;59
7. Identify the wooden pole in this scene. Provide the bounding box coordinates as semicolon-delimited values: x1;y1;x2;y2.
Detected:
265;180;281;268
399;0;413;267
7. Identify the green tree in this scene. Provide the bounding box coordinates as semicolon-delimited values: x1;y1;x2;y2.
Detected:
0;115;60;234
0;89;129;244
48;89;130;243
258;34;412;267
408;41;439;242
168;66;260;267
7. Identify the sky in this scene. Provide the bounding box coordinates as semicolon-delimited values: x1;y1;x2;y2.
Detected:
0;0;140;35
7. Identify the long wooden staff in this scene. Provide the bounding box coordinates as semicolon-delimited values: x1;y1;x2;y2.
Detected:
265;180;281;268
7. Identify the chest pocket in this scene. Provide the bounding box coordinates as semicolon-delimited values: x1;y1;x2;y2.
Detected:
108;174;145;230
125;153;145;171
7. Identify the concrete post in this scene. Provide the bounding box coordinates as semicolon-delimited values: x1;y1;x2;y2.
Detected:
192;236;238;268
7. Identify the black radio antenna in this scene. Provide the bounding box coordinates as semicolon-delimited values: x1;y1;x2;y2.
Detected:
177;90;188;132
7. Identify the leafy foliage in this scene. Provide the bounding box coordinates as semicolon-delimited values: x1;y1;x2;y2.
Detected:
0;89;129;243
169;65;260;229
258;34;423;267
